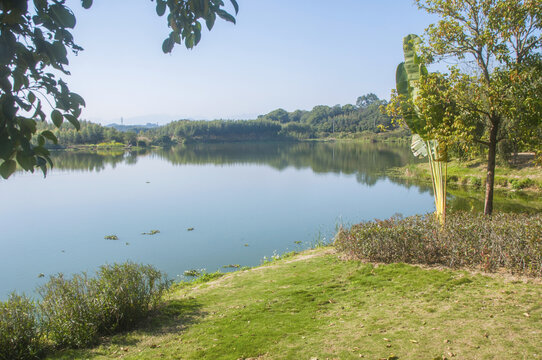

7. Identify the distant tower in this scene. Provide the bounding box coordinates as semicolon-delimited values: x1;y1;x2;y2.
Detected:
121;117;124;125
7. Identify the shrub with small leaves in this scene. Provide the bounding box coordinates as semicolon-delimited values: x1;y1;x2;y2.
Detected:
38;273;100;348
38;262;169;348
0;293;43;360
94;263;170;333
335;212;542;277
509;178;535;190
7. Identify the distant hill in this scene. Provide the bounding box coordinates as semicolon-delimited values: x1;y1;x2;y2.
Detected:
106;123;160;133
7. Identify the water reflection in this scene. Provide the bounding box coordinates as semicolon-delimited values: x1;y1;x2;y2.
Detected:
51;142;422;188
48;142;539;213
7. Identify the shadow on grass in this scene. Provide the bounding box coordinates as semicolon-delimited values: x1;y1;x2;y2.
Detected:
144;297;205;335
47;297;205;359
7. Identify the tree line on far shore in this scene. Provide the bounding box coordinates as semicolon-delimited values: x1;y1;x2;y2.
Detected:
35;94;400;147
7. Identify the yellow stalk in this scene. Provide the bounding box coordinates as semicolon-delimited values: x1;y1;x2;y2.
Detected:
425;140;446;225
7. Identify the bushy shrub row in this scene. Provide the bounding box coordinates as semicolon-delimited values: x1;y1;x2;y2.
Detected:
0;294;41;360
334;212;542;277
0;262;169;359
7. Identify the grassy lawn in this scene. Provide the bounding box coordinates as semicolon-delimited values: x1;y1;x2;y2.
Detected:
47;248;542;360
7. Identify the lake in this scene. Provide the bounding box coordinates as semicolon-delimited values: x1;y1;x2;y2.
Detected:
0;141;443;297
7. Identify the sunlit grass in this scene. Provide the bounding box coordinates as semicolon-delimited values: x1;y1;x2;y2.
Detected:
47;248;542;360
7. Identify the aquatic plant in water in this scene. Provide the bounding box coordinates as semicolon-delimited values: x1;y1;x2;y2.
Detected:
142;230;160;235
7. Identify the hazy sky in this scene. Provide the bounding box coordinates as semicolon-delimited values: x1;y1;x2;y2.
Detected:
63;0;438;124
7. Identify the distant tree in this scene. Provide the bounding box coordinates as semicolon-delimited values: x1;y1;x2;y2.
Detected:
304;105;332;125
123;132;138;146
264;108;290;123
341;104;356;113
288;109;306;123
356;93;379;109
0;0;238;178
414;0;542;215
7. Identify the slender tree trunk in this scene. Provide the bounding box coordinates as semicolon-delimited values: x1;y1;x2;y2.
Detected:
484;117;500;215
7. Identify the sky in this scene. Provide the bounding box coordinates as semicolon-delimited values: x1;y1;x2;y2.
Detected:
63;0;439;125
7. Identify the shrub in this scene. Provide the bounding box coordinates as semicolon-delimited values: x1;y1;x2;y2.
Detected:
469;176;482;188
447;175;459;183
0;294;42;360
38;262;169;348
94;263;169;333
334;212;542;277
509;178;535;190
495;177;508;187
38;274;100;348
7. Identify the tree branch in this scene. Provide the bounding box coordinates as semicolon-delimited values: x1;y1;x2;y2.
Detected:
474;138;490;146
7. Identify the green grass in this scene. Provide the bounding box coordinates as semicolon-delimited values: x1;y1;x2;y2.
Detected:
45;248;542;360
393;159;542;193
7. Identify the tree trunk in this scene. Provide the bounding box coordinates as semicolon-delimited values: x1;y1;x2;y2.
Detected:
484;118;500;215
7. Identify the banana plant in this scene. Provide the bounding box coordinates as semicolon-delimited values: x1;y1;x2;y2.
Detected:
396;34;447;224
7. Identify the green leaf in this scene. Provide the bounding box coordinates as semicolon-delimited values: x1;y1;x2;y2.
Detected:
411;134;428;158
396;63;409;97
230;0;239;15
41;130;58;144
16;152;35;171
64;113;80;130
70;92;86;107
50;4;76;29
0;139;14;160
216;9;235;24
52;41;68;65
162;37;174;53
13;71;24;92
185;34;194;49
28;91;36;104
205;11;216;30
51;110;63;127
156;0;166;16
36;156;47;177
81;0;93;9
0;160;17;179
20;118;37;134
194;25;202;46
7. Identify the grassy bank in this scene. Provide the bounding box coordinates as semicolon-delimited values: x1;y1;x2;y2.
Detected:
391;157;542;193
47;247;542;360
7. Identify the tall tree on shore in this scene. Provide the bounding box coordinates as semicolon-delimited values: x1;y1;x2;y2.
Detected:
0;0;238;179
413;0;542;215
387;34;456;224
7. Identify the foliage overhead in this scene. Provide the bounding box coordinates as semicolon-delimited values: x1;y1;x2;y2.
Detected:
0;0;238;179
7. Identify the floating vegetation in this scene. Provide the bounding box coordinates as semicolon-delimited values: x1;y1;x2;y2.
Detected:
222;264;241;269
294;241;302;245
244;243;249;247
38;273;45;278
183;269;201;277
142;230;160;235
125;242;130;246
104;235;119;240
187;227;195;231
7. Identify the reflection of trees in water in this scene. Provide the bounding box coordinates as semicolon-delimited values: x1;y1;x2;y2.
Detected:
50;142;420;187
46;144;540;212
50;150;149;173
155;142;421;187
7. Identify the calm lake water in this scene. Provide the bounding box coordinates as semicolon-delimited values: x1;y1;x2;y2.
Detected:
0;141;447;297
